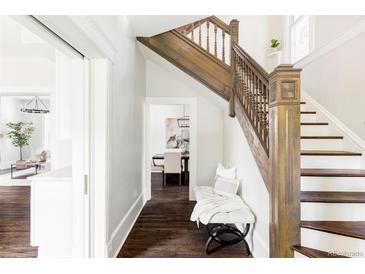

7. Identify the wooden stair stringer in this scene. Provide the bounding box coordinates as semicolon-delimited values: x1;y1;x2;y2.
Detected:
137;31;231;101
233;93;270;191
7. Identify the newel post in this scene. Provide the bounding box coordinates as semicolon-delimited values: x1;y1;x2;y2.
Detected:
269;64;302;258
229;19;239;118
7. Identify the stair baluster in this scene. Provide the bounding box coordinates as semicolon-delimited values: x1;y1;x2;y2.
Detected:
214;24;218;58
206;21;210;53
199;24;202;46
222;31;225;63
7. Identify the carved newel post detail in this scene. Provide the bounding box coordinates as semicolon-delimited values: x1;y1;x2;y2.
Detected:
269;64;302;258
229;19;239;118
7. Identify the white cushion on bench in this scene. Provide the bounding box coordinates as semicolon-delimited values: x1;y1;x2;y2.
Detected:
194;186;255;224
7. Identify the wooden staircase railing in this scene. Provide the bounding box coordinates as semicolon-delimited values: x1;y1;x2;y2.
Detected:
231;41;302;257
137;16;302;258
232;42;270;153
176;16;231;66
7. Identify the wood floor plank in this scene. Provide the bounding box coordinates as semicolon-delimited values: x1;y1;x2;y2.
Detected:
117;174;252;258
0;186;38;258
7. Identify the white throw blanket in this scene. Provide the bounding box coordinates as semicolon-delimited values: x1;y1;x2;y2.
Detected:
190;193;247;226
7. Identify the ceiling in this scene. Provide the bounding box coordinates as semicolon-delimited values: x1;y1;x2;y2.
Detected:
127;15;207;36
0;16;55;60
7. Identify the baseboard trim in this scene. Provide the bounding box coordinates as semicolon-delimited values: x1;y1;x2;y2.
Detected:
251;230;270;258
302;90;365;152
107;192;146;258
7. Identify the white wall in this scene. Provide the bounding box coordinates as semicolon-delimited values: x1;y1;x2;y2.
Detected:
0;16;56;93
90;16;146;257
313;16;365;49
146;60;224;187
220;15;284;72
298;16;365;140
223;110;270;258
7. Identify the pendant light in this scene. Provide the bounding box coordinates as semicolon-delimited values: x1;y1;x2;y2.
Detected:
177;105;190;128
20;96;50;114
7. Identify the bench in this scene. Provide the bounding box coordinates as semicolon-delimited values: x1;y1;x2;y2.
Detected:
193;186;256;255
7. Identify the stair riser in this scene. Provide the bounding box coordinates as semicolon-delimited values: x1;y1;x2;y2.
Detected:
301;156;362;169
294;252;308;258
300;104;313;112
301;139;344;150
301;125;330;136
301;228;365;258
300;114;321;123
301;177;365;192
301;203;365;221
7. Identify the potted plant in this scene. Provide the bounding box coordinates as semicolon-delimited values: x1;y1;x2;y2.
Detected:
6;122;35;169
270;38;280;52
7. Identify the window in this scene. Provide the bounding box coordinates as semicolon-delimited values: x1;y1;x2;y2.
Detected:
290;16;314;63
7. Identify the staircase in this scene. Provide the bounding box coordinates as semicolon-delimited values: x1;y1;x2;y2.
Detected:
294;101;365;258
137;16;365;258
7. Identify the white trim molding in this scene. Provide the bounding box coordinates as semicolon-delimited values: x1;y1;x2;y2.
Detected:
0;86;55;96
107;192;146;258
32;15;117;62
295;18;365;68
252;231;270;258
302;90;365;153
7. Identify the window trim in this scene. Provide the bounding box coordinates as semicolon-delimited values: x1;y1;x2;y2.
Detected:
289;15;315;63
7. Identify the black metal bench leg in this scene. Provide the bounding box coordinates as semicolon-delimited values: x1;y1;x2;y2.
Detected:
205;223;251;255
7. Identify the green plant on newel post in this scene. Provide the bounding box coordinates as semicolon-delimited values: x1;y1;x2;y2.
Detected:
270;38;280;52
6;122;35;162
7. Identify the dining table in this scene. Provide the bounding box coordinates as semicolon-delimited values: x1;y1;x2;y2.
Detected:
152;153;190;185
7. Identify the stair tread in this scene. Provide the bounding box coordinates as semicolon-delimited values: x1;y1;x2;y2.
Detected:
301;191;365;203
292;245;348;258
301;136;343;139
301;168;365;177
301;221;365;240
301;150;362;156
301;122;329;125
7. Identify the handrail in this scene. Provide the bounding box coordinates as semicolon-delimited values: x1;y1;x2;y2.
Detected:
209;16;230;34
177;16;230;35
232;42;269;80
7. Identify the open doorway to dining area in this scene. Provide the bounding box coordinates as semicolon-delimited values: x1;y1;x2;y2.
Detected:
150;103;190;189
144;97;197;202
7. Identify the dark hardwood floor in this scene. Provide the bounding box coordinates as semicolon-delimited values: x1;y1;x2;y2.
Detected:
117;173;252;258
0;186;38;258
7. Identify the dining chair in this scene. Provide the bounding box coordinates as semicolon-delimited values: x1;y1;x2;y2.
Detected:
164;149;182;186
151;159;165;186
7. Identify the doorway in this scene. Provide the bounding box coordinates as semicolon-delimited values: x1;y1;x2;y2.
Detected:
144;97;197;201
0;15;90;257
